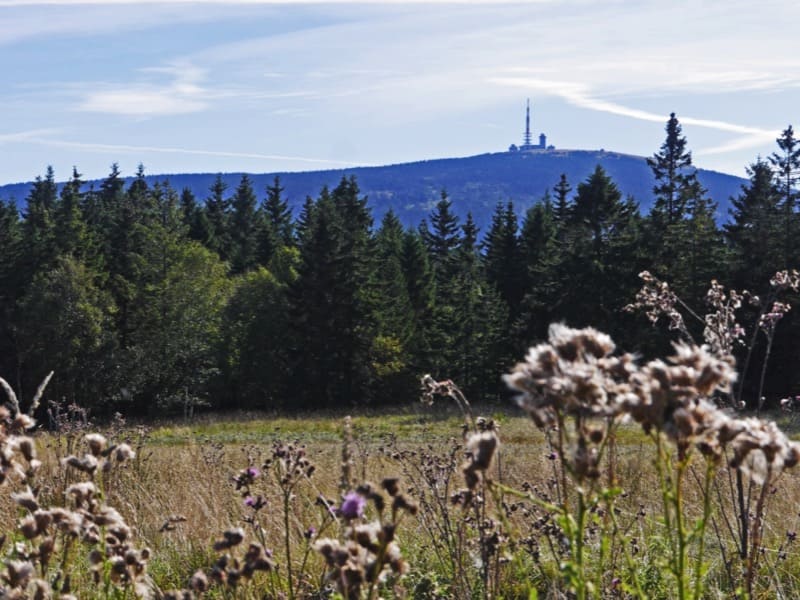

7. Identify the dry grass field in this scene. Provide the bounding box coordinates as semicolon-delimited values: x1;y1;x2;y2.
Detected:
3;396;800;599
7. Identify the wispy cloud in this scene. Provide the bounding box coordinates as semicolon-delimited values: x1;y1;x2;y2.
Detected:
0;128;61;142
78;64;210;116
490;76;780;155
10;134;366;166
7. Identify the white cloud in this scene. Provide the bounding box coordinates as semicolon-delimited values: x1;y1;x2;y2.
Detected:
77;64;210;116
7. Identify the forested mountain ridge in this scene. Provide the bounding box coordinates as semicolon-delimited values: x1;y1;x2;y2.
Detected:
1;116;798;417
0;149;745;228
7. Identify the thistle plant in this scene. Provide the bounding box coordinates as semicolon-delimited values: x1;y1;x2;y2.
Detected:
417;375;506;599
0;374;148;599
503;323;800;599
315;478;417;600
628;269;800;594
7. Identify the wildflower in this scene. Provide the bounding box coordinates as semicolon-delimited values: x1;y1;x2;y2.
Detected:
340;491;367;519
243;495;267;510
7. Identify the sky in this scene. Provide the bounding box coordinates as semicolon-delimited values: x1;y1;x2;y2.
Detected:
1;0;799;184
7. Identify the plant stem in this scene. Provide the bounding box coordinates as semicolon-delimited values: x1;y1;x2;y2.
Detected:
283;489;294;600
692;461;715;600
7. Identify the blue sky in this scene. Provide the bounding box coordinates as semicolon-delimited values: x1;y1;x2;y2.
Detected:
1;0;798;184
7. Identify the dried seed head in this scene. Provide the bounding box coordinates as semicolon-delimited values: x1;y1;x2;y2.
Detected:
3;560;34;588
114;443;136;462
190;570;209;592
381;477;400;497
11;489;39;513
67;481;97;507
84;434;107;457
466;431;499;472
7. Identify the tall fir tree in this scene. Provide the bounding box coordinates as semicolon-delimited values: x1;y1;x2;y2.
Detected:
53;168;92;261
371;210;416;403
553;173;573;227
288;183;376;408
645;112;716;301
769;125;800;268
264;176;294;246
726;159;783;289
204;174;231;260
483;201;525;318
421;190;461;284
563;166;642;334
229;174;260;274
451;213;507;398
400;229;435;376
20;166;58;283
516;198;560;347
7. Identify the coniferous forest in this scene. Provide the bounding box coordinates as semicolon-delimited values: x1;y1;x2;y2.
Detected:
1;114;799;418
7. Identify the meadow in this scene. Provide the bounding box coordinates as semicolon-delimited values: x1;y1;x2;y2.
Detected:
3;368;800;599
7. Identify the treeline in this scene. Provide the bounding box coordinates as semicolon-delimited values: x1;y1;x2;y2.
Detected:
0;114;799;416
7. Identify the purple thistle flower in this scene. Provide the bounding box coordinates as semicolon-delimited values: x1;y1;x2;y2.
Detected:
246;467;260;478
244;496;256;507
339;491;366;519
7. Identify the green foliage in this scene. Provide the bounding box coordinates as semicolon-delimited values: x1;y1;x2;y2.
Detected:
221;259;295;410
0;117;798;414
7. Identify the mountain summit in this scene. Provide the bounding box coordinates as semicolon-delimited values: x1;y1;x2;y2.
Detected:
0;150;745;229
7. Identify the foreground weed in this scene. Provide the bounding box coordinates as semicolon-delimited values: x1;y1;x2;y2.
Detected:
628;269;800;596
501;322;800;599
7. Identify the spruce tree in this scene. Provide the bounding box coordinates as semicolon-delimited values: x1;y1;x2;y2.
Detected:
553;173;573;226
229;174;259;274
288;182;376;408
422;190;461;283
483;201;524;317
204;174;231;260
726;159;783;289
769;125;800;268
264;176;294;245
645;112;715;299
20;166;58;282
564;166;641;333
54;167;91;260
372;211;416;403
516;198;560;346
451;213;507;398
400;229;435;376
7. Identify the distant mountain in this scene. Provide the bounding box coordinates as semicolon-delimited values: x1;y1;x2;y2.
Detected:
0;150;746;229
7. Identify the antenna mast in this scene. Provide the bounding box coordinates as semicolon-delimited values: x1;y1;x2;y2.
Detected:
524;99;532;147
